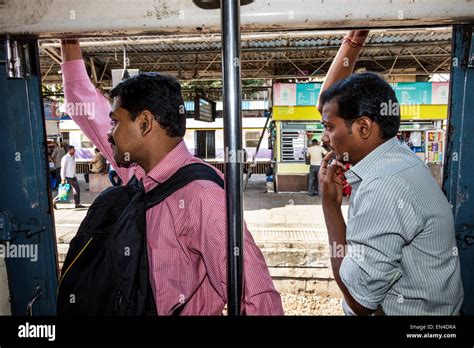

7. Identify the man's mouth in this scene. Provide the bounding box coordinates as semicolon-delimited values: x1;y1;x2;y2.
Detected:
322;143;333;152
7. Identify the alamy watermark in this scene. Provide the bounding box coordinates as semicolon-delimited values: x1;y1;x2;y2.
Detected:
224;147;246;164
380;101;421;117
330;242;365;262
0;242;38;262
18;322;55;341
47;101;96;119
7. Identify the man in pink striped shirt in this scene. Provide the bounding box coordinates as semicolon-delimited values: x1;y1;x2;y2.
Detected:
60;40;283;315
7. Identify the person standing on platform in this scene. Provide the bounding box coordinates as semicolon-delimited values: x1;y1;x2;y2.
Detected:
306;139;326;196
54;145;84;209
51;142;66;189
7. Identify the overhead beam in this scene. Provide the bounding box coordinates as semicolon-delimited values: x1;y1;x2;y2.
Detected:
41;70;451;85
36;44;452;62
1;0;474;37
41;53;450;68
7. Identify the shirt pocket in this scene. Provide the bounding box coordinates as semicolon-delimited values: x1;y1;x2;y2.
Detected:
149;247;184;315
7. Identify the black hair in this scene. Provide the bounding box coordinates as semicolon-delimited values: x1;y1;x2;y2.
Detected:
312;139;319;144
110;72;186;137
67;145;74;151
319;72;400;139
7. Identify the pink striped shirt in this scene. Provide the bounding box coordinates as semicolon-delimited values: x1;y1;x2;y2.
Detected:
61;60;283;315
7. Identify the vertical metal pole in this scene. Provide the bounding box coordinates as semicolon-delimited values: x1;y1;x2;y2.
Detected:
220;0;243;316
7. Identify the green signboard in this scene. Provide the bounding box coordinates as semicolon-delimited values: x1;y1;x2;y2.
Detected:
296;83;321;106
390;82;432;105
274;82;449;106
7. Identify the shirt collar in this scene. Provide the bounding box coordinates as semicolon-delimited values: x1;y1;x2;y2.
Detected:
133;139;193;184
345;137;400;185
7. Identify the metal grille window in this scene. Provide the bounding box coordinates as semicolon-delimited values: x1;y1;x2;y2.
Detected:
280;122;316;162
81;134;93;148
61;132;70;145
195;130;216;159
281;130;306;162
245;131;260;148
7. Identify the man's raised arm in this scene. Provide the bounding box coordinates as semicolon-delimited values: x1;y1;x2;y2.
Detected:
60;39;131;182
317;30;369;112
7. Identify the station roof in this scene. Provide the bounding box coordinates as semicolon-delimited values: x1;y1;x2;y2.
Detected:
39;27;451;88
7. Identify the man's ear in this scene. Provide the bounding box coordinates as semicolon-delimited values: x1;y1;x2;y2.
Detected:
137;110;154;136
354;116;373;140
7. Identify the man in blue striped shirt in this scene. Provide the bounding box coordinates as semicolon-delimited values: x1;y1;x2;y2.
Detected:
317;31;463;315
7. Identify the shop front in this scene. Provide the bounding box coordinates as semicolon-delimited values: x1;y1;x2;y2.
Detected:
272;81;449;192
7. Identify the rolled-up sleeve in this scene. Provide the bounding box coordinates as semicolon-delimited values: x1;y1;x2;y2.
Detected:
339;177;422;310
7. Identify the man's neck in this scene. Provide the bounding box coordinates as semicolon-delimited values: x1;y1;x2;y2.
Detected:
351;138;390;165
140;138;182;174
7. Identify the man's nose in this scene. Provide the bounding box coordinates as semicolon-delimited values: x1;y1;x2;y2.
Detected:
321;130;329;145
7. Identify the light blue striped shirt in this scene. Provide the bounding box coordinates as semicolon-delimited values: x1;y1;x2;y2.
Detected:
340;137;463;315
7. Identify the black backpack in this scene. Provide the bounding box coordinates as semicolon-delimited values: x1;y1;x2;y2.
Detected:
57;163;224;316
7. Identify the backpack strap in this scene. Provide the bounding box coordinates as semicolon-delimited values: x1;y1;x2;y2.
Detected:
144;163;224;210
143;163;223;315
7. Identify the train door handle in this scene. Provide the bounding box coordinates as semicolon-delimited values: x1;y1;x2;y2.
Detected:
26;286;43;316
